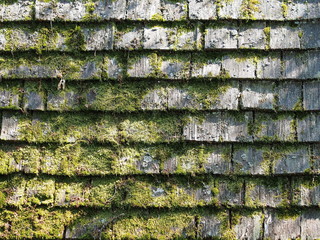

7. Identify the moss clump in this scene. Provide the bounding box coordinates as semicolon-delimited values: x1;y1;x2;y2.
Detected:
151;13;165;21
107;210;197;239
174;145;210;174
35;28;59;54
149;53;165;78
240;0;260;20
0;53;103;80
88;178;122;207
0;149;10;174
118;112;181;144
85;1;95;13
9;146;41;174
83;81;166;112
281;0;290;18
65;26;86;51
264;27;271;50
182;81;231;109
293;98;303;111
0;208;81;239
18;112;119;144
5;175;26;206
41;144;114;176
25;177;55;206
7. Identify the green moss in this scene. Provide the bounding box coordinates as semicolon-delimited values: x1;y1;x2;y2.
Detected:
83;81;167;112
18;112;119;144
107;210;197;239
174;24;202;50
119;112;181;144
281;0;290;17
9;146;40;174
66;211;117;239
46;82;82;111
149;53;165;78
55;179;90;207
293;98;304;111
25;177;55;206
82;13;101;21
122;176;217;208
3;29;16;51
0;148;10;174
163;0;184;3
35;28;59;54
40;144;114;176
172;144;229;175
65;26;86;51
276;208;301;220
0;208;81;239
112;147;142;174
0;81;22;110
0;53;103;80
264;27;271;50
89;178;122;207
85;1;95;13
6;175;26;206
0;0;19;4
184;82;231;109
0;180;7;208
240;0;260;20
151;13;165;21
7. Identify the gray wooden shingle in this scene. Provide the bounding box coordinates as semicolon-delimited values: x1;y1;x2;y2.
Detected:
304;81;320;110
183;112;253;142
126;0;161;20
188;0;217;20
238;22;266;49
297;113;320;142
205;24;238;49
264;210;301;239
284;51;320;79
233;146;270;175
0;111;21;141
0;0;33;21
241;81;275;110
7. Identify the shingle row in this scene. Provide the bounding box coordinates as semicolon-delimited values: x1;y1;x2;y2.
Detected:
1;110;320;143
3;0;320;22
1;21;320;51
1;51;319;80
0;142;318;176
1;207;319;239
3;80;320;112
2;175;320;210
